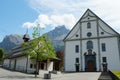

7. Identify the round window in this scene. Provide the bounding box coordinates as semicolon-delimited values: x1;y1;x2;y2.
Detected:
87;32;92;37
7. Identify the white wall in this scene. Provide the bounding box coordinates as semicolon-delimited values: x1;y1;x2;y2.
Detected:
82;39;100;71
65;40;81;71
65;23;80;40
65;38;120;71
15;56;27;72
81;21;97;38
4;56;36;73
27;58;36;73
98;20;117;37
64;9;120;72
100;37;120;71
3;59;10;68
10;59;15;70
47;61;53;71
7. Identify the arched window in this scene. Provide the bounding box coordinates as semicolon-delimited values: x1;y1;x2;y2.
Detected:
87;41;93;49
87;22;91;28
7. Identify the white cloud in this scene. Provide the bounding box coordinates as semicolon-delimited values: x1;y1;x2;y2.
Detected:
50;14;76;29
22;22;35;28
27;0;120;32
23;14;76;29
38;14;51;25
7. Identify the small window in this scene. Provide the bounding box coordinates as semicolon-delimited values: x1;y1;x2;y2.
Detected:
87;32;92;37
30;64;33;68
102;57;107;62
75;45;79;53
76;34;79;37
76;58;79;63
87;22;91;28
87;41;93;49
101;32;104;35
102;43;106;52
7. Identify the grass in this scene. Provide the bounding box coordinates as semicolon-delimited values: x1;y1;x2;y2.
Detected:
112;71;120;79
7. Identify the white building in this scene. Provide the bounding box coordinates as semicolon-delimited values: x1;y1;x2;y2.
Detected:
64;9;120;72
3;34;54;73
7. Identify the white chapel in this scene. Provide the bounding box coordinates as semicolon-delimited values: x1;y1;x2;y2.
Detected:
64;9;120;72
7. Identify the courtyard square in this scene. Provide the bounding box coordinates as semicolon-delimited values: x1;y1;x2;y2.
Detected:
0;68;101;80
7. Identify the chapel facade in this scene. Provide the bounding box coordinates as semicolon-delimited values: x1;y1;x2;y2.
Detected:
64;9;120;72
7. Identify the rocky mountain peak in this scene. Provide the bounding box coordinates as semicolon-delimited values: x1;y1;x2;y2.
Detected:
46;25;70;51
46;25;69;39
0;25;70;52
0;34;23;52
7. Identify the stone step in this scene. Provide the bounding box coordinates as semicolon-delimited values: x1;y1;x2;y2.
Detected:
98;72;112;80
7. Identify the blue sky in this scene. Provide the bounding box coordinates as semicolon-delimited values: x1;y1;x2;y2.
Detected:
0;0;120;42
0;0;38;41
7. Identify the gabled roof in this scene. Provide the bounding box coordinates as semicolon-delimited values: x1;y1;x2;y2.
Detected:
5;44;26;59
5;37;41;59
63;9;120;41
5;38;37;59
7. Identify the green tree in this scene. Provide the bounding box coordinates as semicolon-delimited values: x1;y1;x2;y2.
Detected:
22;26;56;77
0;48;5;61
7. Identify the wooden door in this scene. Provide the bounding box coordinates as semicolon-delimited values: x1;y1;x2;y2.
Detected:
87;61;95;72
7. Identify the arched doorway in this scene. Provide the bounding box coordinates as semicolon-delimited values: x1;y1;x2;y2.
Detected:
84;50;96;72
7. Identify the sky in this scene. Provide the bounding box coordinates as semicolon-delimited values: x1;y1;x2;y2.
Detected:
0;0;120;42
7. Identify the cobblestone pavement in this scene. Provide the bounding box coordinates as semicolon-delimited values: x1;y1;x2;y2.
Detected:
0;67;101;80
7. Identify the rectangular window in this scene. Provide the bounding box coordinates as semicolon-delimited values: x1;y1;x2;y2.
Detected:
87;22;91;29
76;58;79;63
102;57;107;62
101;43;106;52
30;64;33;68
75;45;79;53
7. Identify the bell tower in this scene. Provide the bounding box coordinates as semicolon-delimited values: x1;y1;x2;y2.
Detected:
23;28;30;42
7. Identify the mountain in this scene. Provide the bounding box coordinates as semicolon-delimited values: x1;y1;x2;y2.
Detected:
0;25;69;52
46;25;69;51
0;34;24;52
